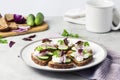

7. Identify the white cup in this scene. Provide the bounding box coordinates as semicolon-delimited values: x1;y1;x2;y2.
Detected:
86;0;120;33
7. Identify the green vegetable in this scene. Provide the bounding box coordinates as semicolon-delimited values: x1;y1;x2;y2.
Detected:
0;39;8;44
38;56;49;60
83;49;88;54
84;42;90;47
0;36;8;44
47;52;53;56
58;45;68;50
53;50;60;57
35;46;44;51
65;58;71;63
83;49;91;55
0;36;2;39
47;46;57;50
35;12;44;26
62;29;69;37
61;29;80;38
27;14;35;26
58;40;64;45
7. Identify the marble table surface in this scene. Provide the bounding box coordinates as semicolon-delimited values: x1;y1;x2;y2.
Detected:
0;16;120;80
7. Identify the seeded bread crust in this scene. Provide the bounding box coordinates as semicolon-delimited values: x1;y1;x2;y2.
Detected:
68;55;93;66
48;61;74;69
0;26;10;32
31;53;51;66
67;50;93;66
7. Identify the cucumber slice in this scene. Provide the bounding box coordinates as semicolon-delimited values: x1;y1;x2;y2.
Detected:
38;56;49;60
58;45;68;50
35;46;46;51
70;53;75;57
47;52;53;56
47;46;57;50
66;58;71;63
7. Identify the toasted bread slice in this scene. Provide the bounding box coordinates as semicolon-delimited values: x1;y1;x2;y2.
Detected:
67;50;93;66
68;55;93;66
0;14;2;18
5;14;14;22
31;53;51;66
0;25;10;32
0;18;10;32
8;22;18;30
48;61;74;69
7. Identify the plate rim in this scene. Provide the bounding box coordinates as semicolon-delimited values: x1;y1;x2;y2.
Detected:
20;37;107;72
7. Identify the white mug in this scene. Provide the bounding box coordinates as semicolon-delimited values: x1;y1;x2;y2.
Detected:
86;0;120;33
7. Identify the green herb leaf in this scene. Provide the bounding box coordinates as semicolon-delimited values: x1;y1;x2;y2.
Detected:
0;39;8;44
58;40;64;45
0;36;2;39
74;34;79;38
83;49;88;54
69;33;74;37
61;29;80;38
62;29;69;37
53;51;59;57
84;42;90;47
35;46;44;51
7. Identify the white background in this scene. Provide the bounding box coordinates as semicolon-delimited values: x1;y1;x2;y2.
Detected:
0;0;120;16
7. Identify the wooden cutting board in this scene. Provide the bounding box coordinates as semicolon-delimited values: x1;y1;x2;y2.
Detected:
0;22;48;38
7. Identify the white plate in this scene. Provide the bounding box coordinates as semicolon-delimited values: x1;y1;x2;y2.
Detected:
20;37;107;72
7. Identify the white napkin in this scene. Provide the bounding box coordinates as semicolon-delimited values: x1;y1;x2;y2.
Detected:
64;8;120;25
64;9;86;25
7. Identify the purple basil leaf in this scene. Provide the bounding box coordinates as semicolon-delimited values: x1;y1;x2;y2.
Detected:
9;41;15;48
64;38;69;45
42;38;52;43
40;49;48;53
60;50;66;56
78;49;83;54
22;38;32;41
28;34;36;38
75;41;82;45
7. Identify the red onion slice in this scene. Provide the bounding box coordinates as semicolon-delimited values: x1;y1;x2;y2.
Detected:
9;41;15;48
63;38;69;45
78;49;83;54
28;34;36;38
42;38;52;43
12;26;30;32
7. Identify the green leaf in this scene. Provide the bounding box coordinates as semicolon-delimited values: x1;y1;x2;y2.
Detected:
0;36;2;39
58;40;64;45
53;51;59;57
84;42;90;47
62;29;69;37
35;46;44;51
74;34;79;38
83;49;88;54
61;29;80;38
69;33;74;37
0;39;8;44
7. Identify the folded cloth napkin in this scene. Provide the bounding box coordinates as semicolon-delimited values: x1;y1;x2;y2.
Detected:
64;8;120;25
75;50;120;80
64;9;86;25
